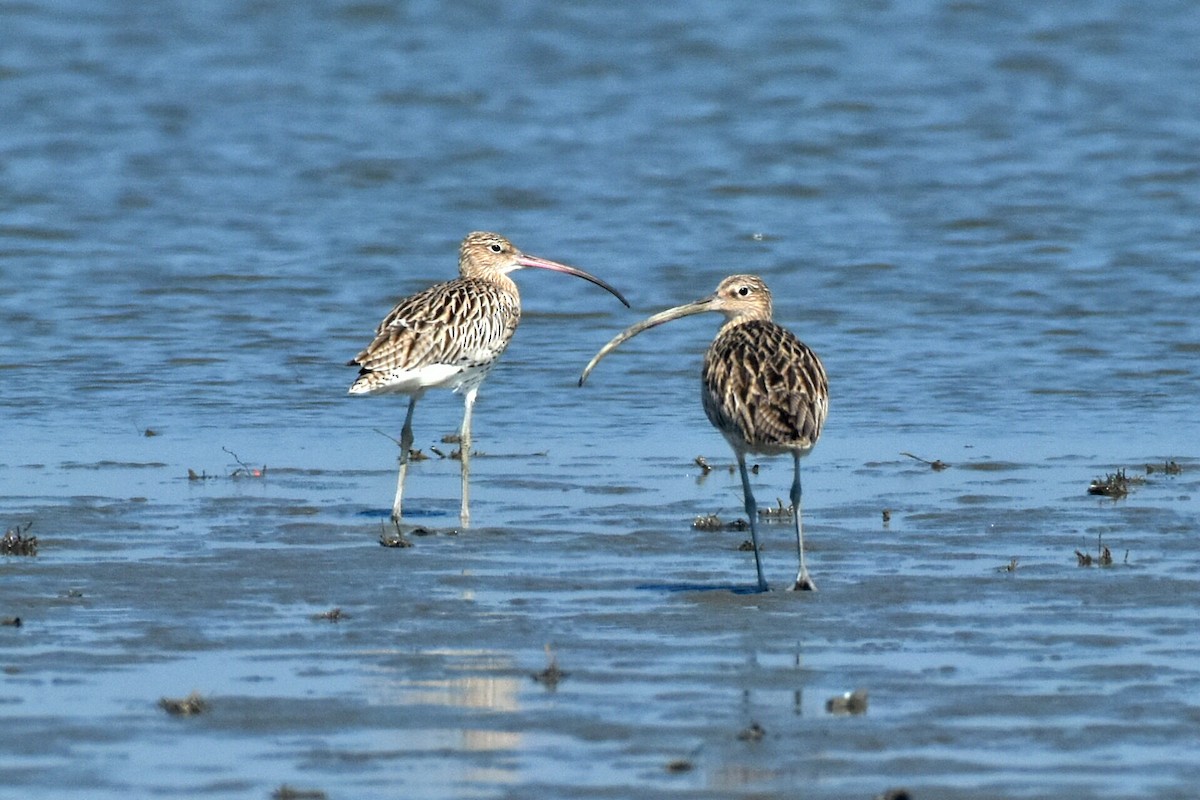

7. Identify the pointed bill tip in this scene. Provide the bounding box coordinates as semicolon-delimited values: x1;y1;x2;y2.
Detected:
516;254;629;307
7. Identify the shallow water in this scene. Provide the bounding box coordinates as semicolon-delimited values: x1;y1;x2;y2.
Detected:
3;1;1200;798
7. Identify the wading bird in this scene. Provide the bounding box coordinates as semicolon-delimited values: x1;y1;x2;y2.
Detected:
579;275;828;592
349;231;629;526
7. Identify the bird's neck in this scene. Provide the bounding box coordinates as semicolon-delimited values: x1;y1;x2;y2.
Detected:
718;313;770;336
462;269;520;298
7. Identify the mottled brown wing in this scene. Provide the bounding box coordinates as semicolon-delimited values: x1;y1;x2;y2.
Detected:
701;320;828;453
349;278;520;376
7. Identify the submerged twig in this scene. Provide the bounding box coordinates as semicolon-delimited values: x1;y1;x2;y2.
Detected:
223;447;265;478
901;452;948;470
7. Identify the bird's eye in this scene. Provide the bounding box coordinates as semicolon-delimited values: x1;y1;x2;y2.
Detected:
738;286;750;296
489;243;503;253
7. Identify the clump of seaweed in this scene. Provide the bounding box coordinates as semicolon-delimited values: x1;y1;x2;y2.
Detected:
531;644;567;689
272;785;327;800
1076;534;1119;567
736;721;766;741
158;691;208;716
758;498;794;522
1087;468;1144;497
826;688;869;715
379;523;413;548
692;513;749;532
2;523;37;557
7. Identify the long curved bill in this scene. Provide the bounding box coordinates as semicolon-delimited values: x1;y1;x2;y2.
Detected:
578;295;716;386
517;253;630;308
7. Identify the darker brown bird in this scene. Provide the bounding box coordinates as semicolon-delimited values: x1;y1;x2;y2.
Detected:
580;275;828;591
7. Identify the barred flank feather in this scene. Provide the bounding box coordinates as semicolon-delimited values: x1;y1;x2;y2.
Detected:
348;277;520;395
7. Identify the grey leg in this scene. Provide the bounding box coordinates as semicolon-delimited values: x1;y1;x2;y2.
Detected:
459;386;479;526
789;452;817;591
736;453;768;592
392;395;419;523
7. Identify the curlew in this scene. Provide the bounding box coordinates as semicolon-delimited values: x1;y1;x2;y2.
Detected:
580;275;828;592
349;231;629;526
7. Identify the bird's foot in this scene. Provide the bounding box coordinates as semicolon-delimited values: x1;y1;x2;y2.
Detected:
789;573;818;592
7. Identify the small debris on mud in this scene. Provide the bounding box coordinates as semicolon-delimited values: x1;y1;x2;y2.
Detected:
158;691;208;716
692;513;748;532
826;688;869;715
758;498;794;521
901;451;948;470
736;721;766;741
427;444;474;460
531;644;567;689
694;455;756;475
311;608;347;623
2;523;37;556
272;785;328;800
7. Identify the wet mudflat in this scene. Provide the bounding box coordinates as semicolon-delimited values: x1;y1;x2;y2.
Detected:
4;1;1200;797
3;442;1198;799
